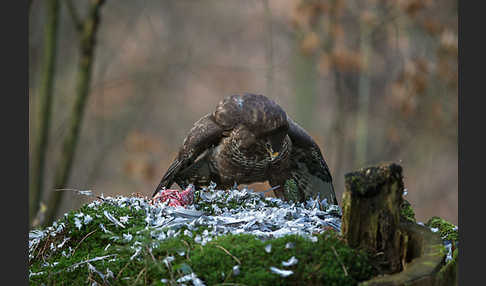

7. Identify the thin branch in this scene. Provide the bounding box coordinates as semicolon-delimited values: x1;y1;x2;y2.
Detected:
65;0;83;32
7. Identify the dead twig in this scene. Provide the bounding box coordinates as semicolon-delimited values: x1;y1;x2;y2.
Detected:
72;230;97;256
86;273;105;286
146;246;156;262
331;245;348;276
215;245;241;265
54;188;93;196
182;240;191;261
116;260;131;280
38;237;51;261
134;267;146;284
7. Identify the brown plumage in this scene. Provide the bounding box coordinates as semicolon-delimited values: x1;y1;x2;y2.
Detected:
153;93;338;205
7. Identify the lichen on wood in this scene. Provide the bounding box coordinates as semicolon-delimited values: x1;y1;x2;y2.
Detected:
342;162;406;274
341;162;456;286
361;221;449;286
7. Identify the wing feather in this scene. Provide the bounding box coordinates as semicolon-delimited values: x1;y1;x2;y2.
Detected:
152;113;223;196
286;117;338;205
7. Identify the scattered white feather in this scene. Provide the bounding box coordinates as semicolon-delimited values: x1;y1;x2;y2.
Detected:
233;265;240;276
282;256;298;267
123;233;133;242
176;273;206;286
162;256;175;268
103;210;126;228
74;218;83;230
270;266;293;277
285;242;295;249
119;215;130;224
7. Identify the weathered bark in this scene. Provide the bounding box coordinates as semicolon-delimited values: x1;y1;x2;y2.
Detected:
342;162;405;274
360;222;452;286
342;162;455;285
43;0;106;227
29;0;60;226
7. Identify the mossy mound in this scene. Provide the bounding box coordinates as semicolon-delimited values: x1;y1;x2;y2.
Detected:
425;216;458;244
29;185;458;286
29;193;374;285
425;215;458;273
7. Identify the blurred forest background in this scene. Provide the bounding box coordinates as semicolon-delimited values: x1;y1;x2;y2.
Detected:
29;0;457;227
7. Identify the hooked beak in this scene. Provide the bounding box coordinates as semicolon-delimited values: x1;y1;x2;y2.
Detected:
265;144;279;159
267;133;284;159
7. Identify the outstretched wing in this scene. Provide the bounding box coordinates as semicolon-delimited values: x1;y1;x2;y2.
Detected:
152;113;224;196
286;117;338;205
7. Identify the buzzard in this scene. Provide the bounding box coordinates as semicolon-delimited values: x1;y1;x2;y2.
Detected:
153;93;338;205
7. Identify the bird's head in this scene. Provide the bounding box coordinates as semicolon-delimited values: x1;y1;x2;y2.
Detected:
214;93;289;158
263;127;288;159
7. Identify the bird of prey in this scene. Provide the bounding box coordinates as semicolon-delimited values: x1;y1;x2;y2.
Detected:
152;93;338;205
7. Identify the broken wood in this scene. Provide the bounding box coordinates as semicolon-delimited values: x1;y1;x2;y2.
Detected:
341;162;457;285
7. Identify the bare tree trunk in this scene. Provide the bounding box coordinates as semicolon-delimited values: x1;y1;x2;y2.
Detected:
29;0;59;226
331;70;350;196
43;0;106;227
293;46;317;130
325;0;349;200
355;20;372;167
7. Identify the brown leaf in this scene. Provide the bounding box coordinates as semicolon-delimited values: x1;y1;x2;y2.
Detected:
300;32;320;55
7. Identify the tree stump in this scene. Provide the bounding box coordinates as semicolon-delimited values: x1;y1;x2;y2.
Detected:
342;162;405;273
341;162;456;285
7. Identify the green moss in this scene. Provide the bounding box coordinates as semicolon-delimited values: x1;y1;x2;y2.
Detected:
425;216;458;243
30;198;375;285
437;247;458;285
189;232;374;285
425;216;458;285
400;200;416;223
344;163;403;197
29;201;148;285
